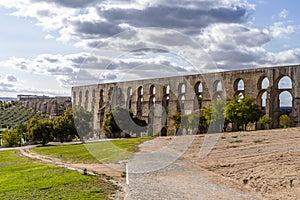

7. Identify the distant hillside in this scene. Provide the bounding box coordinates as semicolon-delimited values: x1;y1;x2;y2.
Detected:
0;104;43;128
0;97;17;102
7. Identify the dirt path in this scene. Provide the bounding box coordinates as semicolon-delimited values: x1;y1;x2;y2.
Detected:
17;128;300;199
125;136;258;200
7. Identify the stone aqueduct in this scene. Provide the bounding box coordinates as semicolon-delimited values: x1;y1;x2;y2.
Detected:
18;95;72;119
72;65;300;136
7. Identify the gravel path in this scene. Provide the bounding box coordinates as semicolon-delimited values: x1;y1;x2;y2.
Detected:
125;136;258;200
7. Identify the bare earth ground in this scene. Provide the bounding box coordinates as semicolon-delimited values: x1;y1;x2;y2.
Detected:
19;128;300;200
125;128;300;199
185;128;300;200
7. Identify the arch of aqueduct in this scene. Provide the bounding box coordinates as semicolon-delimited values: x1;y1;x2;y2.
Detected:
72;65;300;136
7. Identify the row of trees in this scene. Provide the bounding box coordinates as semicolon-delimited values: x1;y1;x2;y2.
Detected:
2;96;293;146
99;97;292;138
0;100;17;109
172;96;273;133
2;106;91;147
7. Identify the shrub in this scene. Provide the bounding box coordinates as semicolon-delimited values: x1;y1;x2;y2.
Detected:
259;116;272;129
2;129;21;147
279;114;292;128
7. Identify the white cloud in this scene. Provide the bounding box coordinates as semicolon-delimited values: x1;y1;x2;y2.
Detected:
267;22;296;39
279;9;288;19
44;34;54;40
0;0;299;97
5;74;18;82
0;0;255;46
196;23;300;69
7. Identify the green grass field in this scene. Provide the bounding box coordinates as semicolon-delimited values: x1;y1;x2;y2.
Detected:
32;137;154;163
0;150;118;200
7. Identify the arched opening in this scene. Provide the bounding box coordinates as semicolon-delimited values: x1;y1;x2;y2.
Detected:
238;80;244;91
162;84;170;135
85;90;89;110
163;85;170;109
261;77;270;90
137;97;143;118
194;82;203;110
180;95;185;110
99;89;105;128
79;91;82;106
215;80;222;92
161;127;167;136
166;85;170;94
261;91;267;110
100;90;104;104
149;85;156;109
149;96;155;109
213;92;222;101
150;85;156;96
127;87;133;97
278;76;292;89
177;94;186;112
195;82;203;93
137;86;144;118
237;92;244;102
73;91;77;104
163;95;170;108
279;91;293;113
234;79;244;91
127;87;132;109
138;86;144;96
179;83;186;94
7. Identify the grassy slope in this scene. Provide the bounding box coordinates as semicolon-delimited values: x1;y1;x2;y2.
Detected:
32;137;154;164
0;150;118;200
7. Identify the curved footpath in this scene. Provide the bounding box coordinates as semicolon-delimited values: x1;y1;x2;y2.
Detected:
125;136;259;200
17;147;126;199
12;138;259;200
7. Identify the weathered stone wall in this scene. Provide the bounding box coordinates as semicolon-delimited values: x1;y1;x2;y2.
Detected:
72;65;300;136
18;95;72;118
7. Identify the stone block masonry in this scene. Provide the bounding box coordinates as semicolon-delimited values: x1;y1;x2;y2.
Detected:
72;65;300;137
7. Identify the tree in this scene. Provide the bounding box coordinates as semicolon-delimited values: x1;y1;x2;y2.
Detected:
171;112;189;134
171;112;182;130
225;96;262;131
203;100;226;132
102;107;147;138
54;108;78;143
187;111;208;134
27;118;54;145
259;116;272;130
171;111;208;134
2;124;28;147
279;114;292;128
72;106;93;140
2;129;20;147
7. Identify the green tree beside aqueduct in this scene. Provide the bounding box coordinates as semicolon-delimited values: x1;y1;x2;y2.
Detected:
27;118;54;146
102;107;147;138
172;96;263;133
54;108;78;143
225;96;262;131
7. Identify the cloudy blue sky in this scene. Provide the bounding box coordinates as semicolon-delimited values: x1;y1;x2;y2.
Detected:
0;0;299;97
